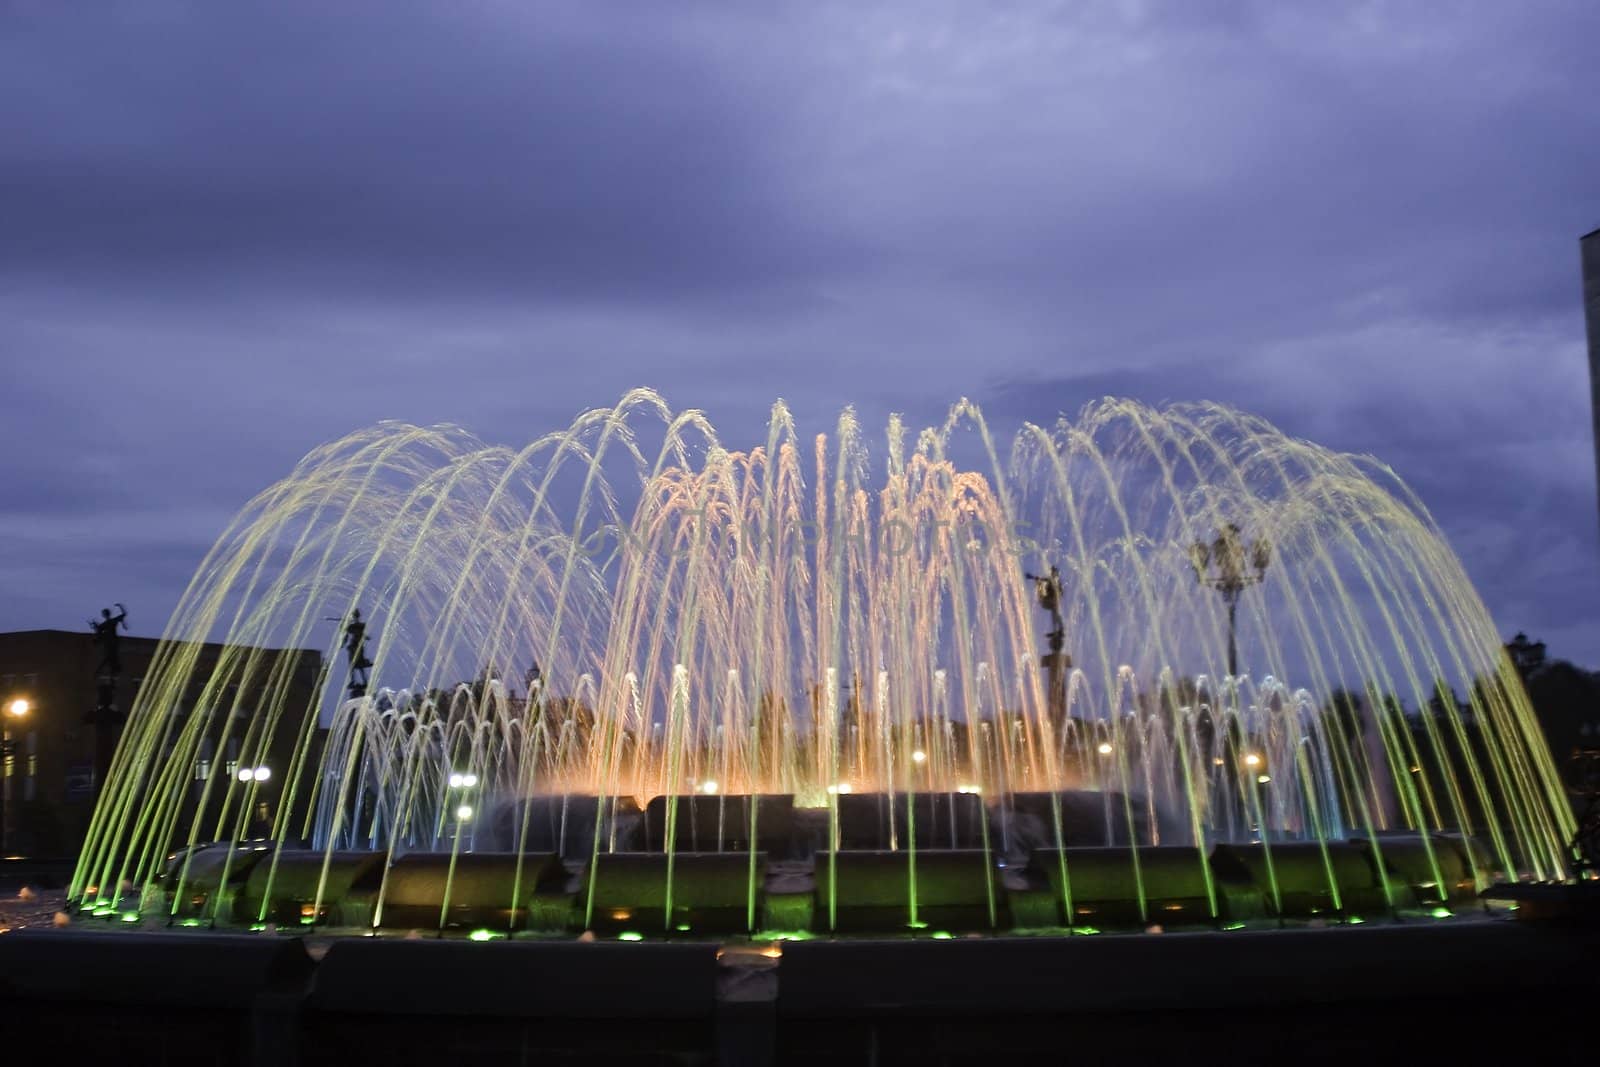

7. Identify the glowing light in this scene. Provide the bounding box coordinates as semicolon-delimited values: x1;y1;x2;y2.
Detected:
448;773;464;789
253;766;270;782
237;767;256;782
1222;921;1247;931
699;780;720;795
930;931;954;940
461;772;478;788
617;931;644;942
5;697;29;717
911;750;927;764
1096;742;1114;756
760;945;783;959
1071;926;1101;935
675;922;692;932
956;784;982;794
120;912;139;923
469;929;504;941
1430;907;1453;919
456;804;474;820
1256;775;1271;784
1243;753;1262;768
826;782;853;795
179;919;202;928
610;909;632;921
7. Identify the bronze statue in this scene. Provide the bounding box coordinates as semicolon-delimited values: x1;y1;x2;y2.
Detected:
328;608;375;697
89;603;128;678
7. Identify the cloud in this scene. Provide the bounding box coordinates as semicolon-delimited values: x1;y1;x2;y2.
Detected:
2;0;1598;663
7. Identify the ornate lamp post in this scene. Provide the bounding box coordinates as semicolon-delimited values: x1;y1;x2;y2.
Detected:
1190;523;1271;677
1;697;31;858
1025;565;1070;722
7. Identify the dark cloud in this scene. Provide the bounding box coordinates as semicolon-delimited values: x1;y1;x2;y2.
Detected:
3;1;1599;664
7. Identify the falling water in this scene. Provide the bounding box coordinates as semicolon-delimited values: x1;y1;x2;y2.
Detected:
73;393;1575;929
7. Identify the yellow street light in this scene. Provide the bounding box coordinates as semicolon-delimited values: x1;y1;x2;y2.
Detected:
5;698;29;717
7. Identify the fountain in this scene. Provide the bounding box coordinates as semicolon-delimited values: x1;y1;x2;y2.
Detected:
69;393;1575;936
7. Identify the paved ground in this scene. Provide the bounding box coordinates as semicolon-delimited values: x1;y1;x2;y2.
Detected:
0;887;69;933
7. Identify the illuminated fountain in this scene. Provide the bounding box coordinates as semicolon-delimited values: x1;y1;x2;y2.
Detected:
72;393;1574;935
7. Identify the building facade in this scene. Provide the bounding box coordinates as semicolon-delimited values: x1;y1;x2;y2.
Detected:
0;629;324;859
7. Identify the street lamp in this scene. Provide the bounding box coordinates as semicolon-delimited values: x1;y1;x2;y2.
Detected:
2;697;32;859
1190;523;1271;677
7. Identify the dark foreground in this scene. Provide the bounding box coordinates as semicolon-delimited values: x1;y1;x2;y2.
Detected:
0;918;1594;1066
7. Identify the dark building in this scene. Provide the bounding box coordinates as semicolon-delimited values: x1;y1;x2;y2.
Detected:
0;629;324;860
1584;226;1600;534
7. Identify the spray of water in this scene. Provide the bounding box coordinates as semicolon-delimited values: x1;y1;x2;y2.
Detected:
72;393;1573;918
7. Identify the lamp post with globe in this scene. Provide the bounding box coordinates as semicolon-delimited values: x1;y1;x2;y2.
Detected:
1;697;32;858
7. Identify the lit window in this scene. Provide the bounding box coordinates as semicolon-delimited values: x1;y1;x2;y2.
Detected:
224;760;238;778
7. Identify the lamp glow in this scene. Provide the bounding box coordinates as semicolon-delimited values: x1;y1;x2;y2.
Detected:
456;804;474;820
5;697;29;717
1096;742;1114;756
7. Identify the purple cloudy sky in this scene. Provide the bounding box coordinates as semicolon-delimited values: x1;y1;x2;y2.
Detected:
2;2;1598;660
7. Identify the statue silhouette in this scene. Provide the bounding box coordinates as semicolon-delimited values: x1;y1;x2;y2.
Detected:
336;608;375;697
89;603;128;678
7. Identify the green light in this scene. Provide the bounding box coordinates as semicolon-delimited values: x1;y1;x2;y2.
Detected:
617;931;644;942
1430;907;1452;919
468;929;504;942
179;919;203;928
120;912;140;923
674;923;692;932
1071;926;1101;935
752;930;815;942
1222;921;1247;931
91;907;114;917
298;917;317;925
930;931;954;940
1346;915;1365;925
249;923;268;932
905;920;928;930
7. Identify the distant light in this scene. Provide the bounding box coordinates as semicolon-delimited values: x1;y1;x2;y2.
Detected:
956;784;982;795
237;768;256;782
699;780;720;795
252;766;271;783
5;697;29;717
469;928;502;942
461;772;479;788
1213;757;1226;766
912;750;927;764
1430;907;1452;920
930;931;954;940
456;804;474;820
826;783;853;795
1243;753;1262;768
1256;775;1271;784
120;912;139;923
1096;742;1114;756
617;931;644;942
